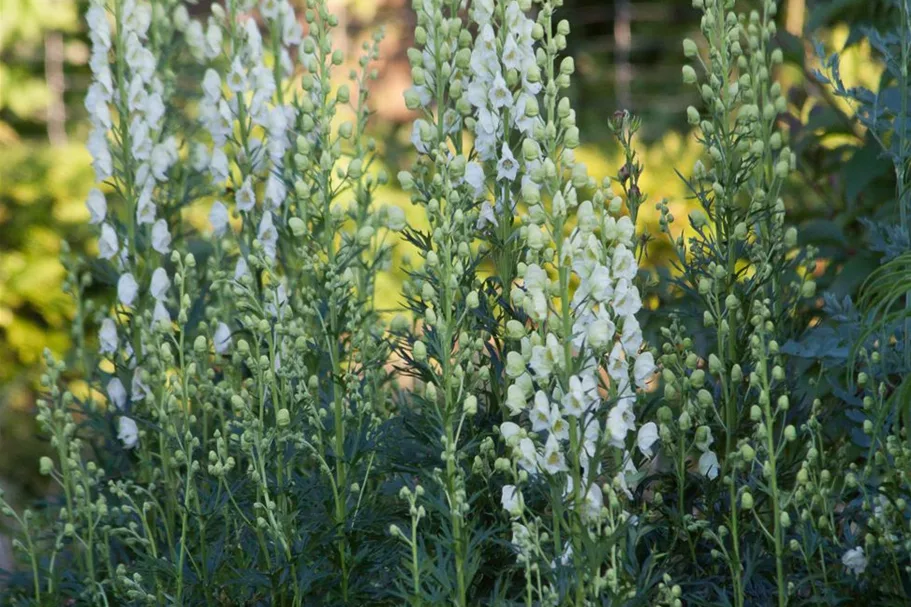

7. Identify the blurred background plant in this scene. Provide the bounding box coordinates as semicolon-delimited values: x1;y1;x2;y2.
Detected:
0;0;891;549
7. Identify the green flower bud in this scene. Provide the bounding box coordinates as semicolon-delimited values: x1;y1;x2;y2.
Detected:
39;456;54;475
741;491;754;510
289;217;306;236
413;341;427;362
690;369;706;388
708;354;722;375
683;38;698;57
466;291;479;310
194;335;208;353
682;65;697;84
740;444;755;461
801;281;816;299
276;408;290;428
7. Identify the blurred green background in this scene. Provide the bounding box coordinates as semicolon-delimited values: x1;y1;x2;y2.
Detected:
0;0;891;523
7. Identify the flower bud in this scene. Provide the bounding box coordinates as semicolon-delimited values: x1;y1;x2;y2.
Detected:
682;65;697;84
683;38;698;58
277;408;290;428
413;341;427;362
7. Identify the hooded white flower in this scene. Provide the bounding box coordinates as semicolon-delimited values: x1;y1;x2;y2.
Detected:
501;485;523;518
477;201;498;229
583;483;603;521
150;267;170;301
611;244;637;282
151;219;171;254
562;373;597;418
500;421;522;445
620;315;643;355
88;128;113;181
633;351;656;389
131;368;150;402
548;404;569;441
236;177;256;211
586;316;615;351
588;265;614;303
607;397;636;447
234;256;250;281
107;377;127;410
505;384;527;416
86;189;107;224
98;223;119;259
210;148;230;183
496;142;519;182
99;318;118;353
637;422;659;457
258;211;278;260
214;322;232;354
612;278;643;317
118;416;139;449
698;450;720;480
539;433;568;475
152;300;171;326
516;437;537;473
464;162;486;198
117;273;139;306
842;547;867;577
209;200;229;236
530;391;551;432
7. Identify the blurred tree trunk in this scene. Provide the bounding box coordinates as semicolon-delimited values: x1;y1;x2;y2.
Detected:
614;0;631;110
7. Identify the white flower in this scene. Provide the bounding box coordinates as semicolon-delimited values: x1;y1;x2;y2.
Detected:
586;317;615;351
606;342;628;383
264;172;287;209
410;119;430;154
549;405;569;441
588;265;614;303
117;273;139;306
136;184;156;225
151;219;171;254
633;351;656;389
227;56;246;92
118;416;139;449
611;244;637;282
385;206;406;231
234;256;250;281
209;200;229;236
501;485;523;517
152;301;171;326
214;322;232;354
583;483;603;520
205;19;223;59
99;318;118;353
612;278;642;317
497;143;519;182
562;374;597;418
607;398;636;447
841;547;867;577
86;189;107;224
488;71;512;109
529;345;554;380
617;216;635;245
203;69;222;101
620;315;643;355
88;127;113;181
698;450;720;480
637;422;659;457
150;267;170;301
531;391;551;432
210;148;230;183
258;212;278;260
131;369;150;402
505;384;527;416
236;177;256;211
539;433;568;475
500;421;522;445
516;437;537;473
464;162;486;198
107;377;127;410
98;223;119;259
477;201;498;229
